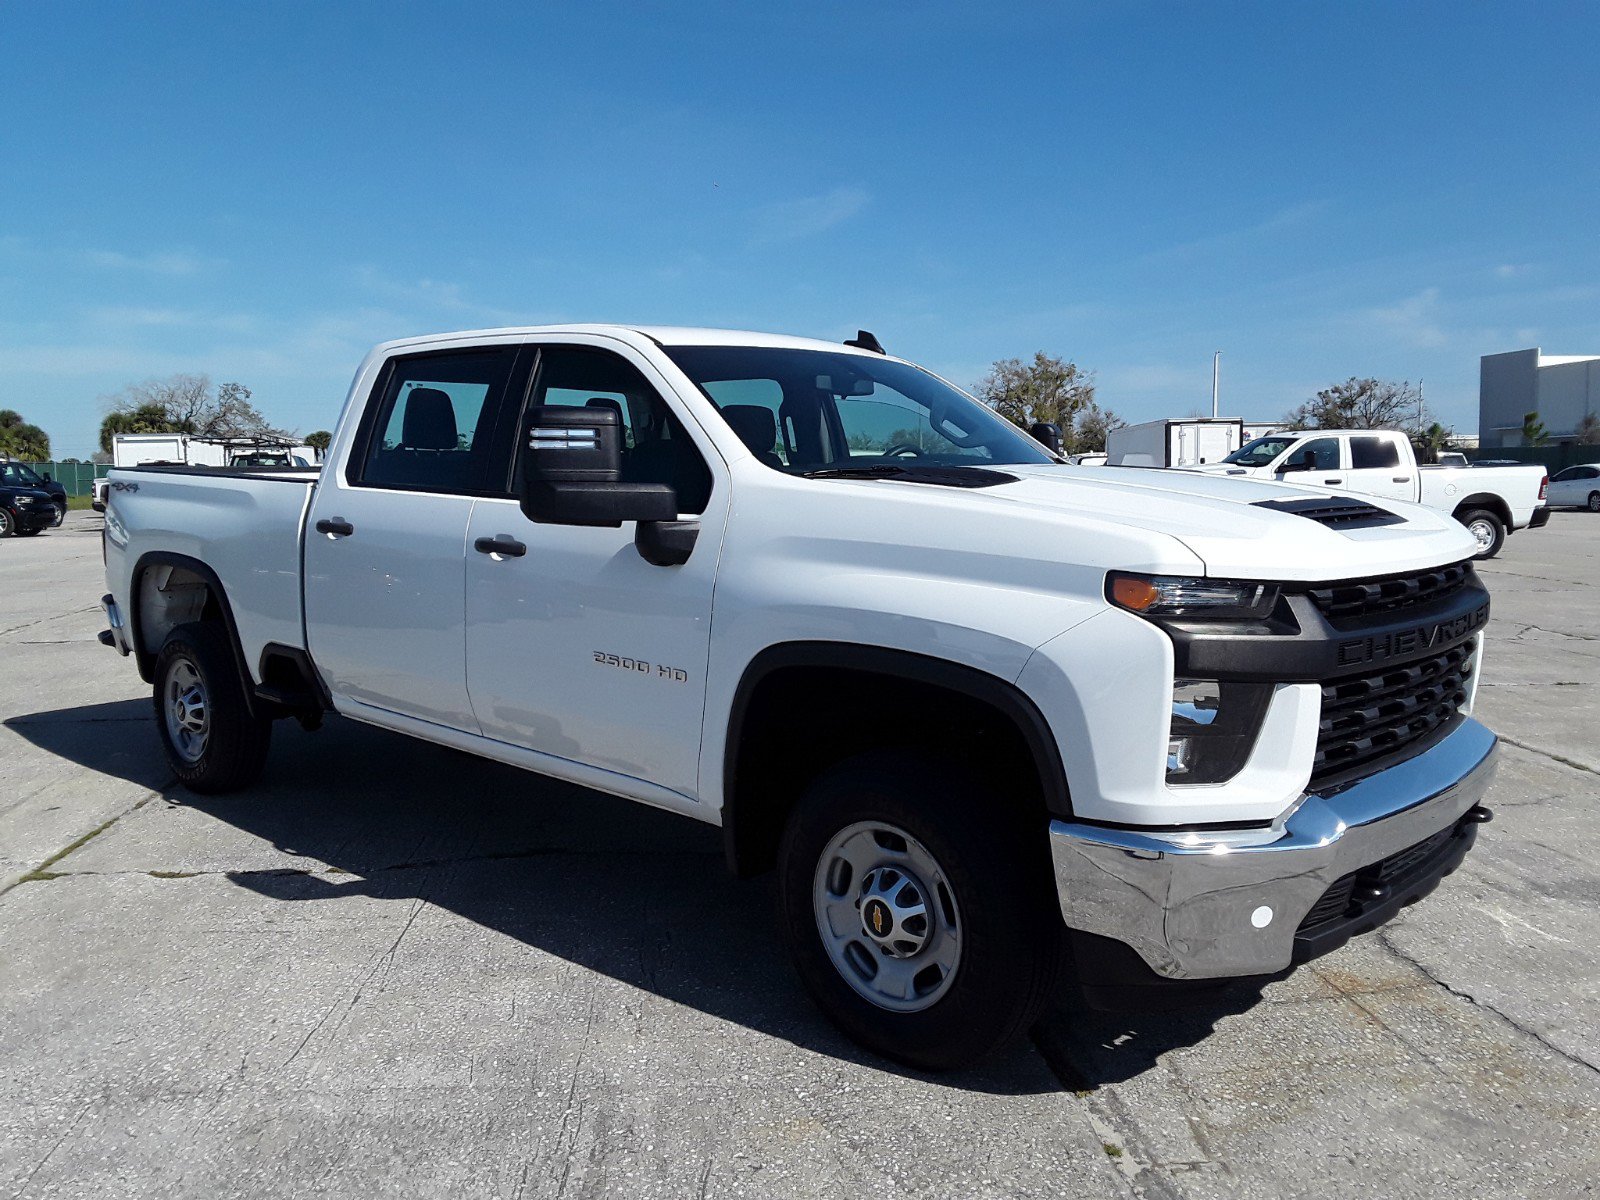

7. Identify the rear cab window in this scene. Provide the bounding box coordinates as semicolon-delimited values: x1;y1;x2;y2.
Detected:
350;347;519;494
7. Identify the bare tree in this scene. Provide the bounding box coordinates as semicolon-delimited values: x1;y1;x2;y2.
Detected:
100;375;287;452
1575;413;1600;445
1282;378;1430;434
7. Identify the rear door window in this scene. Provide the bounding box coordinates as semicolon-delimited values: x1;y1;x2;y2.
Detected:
353;348;518;494
1350;437;1401;469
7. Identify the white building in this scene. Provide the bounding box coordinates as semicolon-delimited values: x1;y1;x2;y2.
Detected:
1479;348;1600;447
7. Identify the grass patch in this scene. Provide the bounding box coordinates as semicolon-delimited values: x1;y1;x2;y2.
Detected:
17;870;66;884
1102;1143;1123;1158
147;870;201;879
66;494;98;511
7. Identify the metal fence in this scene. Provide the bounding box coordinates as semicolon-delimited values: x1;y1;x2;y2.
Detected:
20;462;111;497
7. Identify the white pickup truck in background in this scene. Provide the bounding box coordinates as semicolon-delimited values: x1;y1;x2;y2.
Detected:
99;324;1502;1067
1191;428;1549;557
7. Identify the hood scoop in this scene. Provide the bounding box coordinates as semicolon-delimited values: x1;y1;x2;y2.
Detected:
1252;495;1404;530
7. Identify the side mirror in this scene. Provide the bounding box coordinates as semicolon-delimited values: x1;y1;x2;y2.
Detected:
42;473;52;483
519;406;699;565
1029;422;1064;455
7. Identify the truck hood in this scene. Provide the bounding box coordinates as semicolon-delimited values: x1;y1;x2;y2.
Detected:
980;464;1477;580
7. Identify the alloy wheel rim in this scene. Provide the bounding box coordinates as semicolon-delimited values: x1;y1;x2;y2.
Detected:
163;657;210;763
812;820;962;1013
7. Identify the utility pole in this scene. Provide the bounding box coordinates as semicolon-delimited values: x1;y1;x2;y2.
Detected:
1211;352;1221;418
1418;378;1424;428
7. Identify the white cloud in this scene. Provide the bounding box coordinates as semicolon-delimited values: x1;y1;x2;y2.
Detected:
1362;287;1450;349
749;186;871;246
78;249;222;275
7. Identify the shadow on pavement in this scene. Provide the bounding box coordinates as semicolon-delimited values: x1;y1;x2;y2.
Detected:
7;697;1266;1093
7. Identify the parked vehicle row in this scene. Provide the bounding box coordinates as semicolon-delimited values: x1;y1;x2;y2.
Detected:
1547;463;1600;512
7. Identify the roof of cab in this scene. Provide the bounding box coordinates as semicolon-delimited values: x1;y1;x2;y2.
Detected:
371;324;885;358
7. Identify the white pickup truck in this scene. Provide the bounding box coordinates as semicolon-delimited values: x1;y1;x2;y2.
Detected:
1191;428;1549;558
99;325;1501;1068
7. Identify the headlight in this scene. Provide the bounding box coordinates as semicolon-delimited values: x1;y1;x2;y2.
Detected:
1166;677;1272;784
1107;573;1277;620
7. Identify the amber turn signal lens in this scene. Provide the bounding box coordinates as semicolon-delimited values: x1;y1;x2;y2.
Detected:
1110;576;1161;611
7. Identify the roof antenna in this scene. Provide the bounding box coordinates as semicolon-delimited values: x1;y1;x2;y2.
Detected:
843;329;885;355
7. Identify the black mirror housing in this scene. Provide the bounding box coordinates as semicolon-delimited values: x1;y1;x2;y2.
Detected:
1029;422;1064;455
519;404;681;528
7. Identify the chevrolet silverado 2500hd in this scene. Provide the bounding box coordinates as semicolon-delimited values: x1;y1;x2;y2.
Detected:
1192;428;1548;558
100;325;1500;1068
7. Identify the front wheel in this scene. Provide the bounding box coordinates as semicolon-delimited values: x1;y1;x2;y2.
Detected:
0;508;13;538
1460;508;1506;559
152;622;271;793
778;753;1062;1070
1588;491;1600;514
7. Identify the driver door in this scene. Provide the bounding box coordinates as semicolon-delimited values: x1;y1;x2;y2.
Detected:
463;342;728;802
1274;437;1346;490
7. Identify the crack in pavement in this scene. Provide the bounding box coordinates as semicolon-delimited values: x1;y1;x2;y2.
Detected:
1377;928;1600;1080
0;783;171;900
1498;735;1600;778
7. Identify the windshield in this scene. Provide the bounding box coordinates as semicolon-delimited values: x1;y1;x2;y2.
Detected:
662;346;1054;474
1;462;44;486
1222;435;1297;466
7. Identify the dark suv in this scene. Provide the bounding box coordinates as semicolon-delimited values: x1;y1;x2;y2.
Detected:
0;461;67;527
0;480;58;537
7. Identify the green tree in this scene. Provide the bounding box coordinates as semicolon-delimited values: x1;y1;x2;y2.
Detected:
99;402;193;454
1283;378;1429;435
0;409;51;459
305;430;334;455
1520;411;1550;447
972;352;1124;455
1413;421;1455;463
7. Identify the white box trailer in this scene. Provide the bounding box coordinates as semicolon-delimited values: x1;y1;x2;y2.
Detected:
110;434;315;469
1106;418;1245;468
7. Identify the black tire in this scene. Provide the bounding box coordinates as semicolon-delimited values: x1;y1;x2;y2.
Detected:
50;502;66;528
1588;492;1600;514
1459;508;1505;559
151;621;271;793
778;752;1062;1070
0;508;13;538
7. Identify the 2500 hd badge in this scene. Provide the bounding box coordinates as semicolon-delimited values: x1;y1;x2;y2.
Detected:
594;650;689;683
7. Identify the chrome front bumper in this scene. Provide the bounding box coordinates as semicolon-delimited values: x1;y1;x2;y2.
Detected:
1049;719;1499;980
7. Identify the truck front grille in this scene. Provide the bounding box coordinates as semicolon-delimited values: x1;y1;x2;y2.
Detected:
1311;641;1475;789
1306;561;1473;621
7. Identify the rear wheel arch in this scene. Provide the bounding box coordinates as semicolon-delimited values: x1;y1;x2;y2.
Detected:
128;552;255;707
720;642;1070;877
1451;492;1513;529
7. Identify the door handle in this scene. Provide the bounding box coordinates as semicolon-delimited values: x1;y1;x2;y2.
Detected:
474;535;527;558
1323;477;1343;485
315;517;355;537
1393;476;1412;483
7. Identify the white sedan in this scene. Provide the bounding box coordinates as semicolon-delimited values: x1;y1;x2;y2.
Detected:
1547;464;1600;512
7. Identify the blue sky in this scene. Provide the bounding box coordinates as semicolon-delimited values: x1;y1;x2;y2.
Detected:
4;1;1597;458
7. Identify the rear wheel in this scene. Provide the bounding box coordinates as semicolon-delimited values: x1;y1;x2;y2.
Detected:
778;752;1062;1070
49;502;66;528
152;622;271;793
1460;508;1505;559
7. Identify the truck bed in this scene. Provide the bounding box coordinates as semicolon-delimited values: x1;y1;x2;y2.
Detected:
104;465;319;681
